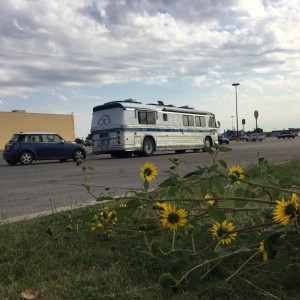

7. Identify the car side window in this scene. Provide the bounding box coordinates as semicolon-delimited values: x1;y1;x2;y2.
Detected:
45;134;61;142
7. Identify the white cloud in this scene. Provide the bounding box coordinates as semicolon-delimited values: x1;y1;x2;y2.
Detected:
0;0;300;136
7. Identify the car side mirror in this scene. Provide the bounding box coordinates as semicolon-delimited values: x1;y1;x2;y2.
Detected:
61;139;65;143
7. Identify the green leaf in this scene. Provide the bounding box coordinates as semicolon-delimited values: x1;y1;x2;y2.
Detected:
234;199;248;208
208;205;226;223
257;225;287;241
168;186;178;197
97;195;114;201
234;188;245;197
211;180;225;195
117;199;140;221
203;147;214;155
208;164;219;172
270;245;291;272
218;159;227;169
184;168;204;178
183;186;194;195
278;177;295;187
159;176;179;187
233;187;252;207
199;181;210;197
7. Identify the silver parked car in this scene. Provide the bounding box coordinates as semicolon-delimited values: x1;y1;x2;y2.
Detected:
244;133;265;142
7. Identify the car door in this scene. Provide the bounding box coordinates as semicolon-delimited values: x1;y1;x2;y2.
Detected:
40;134;71;158
25;134;47;159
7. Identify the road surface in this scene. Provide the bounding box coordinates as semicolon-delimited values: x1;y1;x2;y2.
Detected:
0;137;299;222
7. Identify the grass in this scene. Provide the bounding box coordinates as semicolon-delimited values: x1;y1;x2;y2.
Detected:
1;157;300;299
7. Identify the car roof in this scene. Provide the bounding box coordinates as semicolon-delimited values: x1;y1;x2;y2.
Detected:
14;132;58;134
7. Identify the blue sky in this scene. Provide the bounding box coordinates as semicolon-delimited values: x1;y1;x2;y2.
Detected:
1;0;300;138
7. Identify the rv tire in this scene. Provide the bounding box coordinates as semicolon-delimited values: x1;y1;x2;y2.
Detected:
202;137;212;152
175;150;186;154
142;137;155;156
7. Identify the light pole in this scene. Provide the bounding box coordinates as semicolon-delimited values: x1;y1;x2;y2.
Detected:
232;83;240;141
231;115;234;131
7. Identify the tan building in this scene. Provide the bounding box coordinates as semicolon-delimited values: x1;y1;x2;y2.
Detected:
0;110;75;150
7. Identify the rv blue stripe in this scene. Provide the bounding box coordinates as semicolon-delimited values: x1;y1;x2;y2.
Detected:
92;127;217;134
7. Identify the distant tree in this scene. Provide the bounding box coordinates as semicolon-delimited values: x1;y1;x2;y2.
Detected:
75;138;84;144
253;128;263;133
85;133;92;141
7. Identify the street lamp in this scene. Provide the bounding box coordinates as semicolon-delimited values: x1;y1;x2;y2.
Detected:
231;115;234;131
232;83;240;141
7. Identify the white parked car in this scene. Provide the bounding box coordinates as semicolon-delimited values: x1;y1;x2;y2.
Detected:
244;133;265;142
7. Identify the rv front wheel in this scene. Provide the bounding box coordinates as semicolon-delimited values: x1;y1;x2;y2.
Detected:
142;137;155;156
205;137;212;148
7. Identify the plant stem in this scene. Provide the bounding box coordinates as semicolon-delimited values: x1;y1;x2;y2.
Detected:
172;228;176;251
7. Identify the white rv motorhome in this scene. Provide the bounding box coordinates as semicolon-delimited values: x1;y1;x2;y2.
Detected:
91;99;219;157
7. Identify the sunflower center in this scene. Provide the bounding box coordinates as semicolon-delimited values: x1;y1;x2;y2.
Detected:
167;213;180;224
217;227;227;237
284;203;296;217
144;168;152;176
233;171;240;177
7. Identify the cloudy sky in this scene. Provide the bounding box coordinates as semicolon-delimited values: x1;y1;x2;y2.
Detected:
1;0;300;138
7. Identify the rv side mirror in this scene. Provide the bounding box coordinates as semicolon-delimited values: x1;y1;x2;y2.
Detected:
217;121;221;128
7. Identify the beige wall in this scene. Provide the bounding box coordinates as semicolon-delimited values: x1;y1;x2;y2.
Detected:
0;111;75;150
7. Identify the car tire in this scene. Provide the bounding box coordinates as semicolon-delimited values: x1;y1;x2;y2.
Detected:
142;137;155;156
19;151;34;165
6;159;18;165
72;149;86;161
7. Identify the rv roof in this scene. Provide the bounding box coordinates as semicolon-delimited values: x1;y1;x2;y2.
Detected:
93;100;212;115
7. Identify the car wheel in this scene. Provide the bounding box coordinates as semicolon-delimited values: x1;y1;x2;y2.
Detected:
142;137;155;156
6;159;18;165
73;149;86;161
19;151;34;165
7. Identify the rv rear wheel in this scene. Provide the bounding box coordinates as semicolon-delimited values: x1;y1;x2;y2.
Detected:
142;137;155;156
175;150;186;154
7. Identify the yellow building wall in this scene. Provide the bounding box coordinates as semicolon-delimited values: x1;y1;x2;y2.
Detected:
0;111;75;150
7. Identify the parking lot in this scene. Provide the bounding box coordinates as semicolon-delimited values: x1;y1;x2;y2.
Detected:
1;137;300;222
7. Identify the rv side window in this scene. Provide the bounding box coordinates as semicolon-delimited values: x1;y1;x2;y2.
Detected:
195;116;206;127
208;116;216;128
200;116;206;127
183;115;188;126
183;115;194;126
138;111;156;124
163;113;168;121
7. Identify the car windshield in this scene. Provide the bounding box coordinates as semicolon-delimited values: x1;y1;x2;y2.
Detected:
9;134;25;142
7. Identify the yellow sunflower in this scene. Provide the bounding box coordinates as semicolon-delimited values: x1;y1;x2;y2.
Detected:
212;220;238;246
155;201;168;210
140;162;158;182
100;208;117;223
273;193;299;225
259;240;268;262
228;165;245;184
160;203;188;230
205;191;217;205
